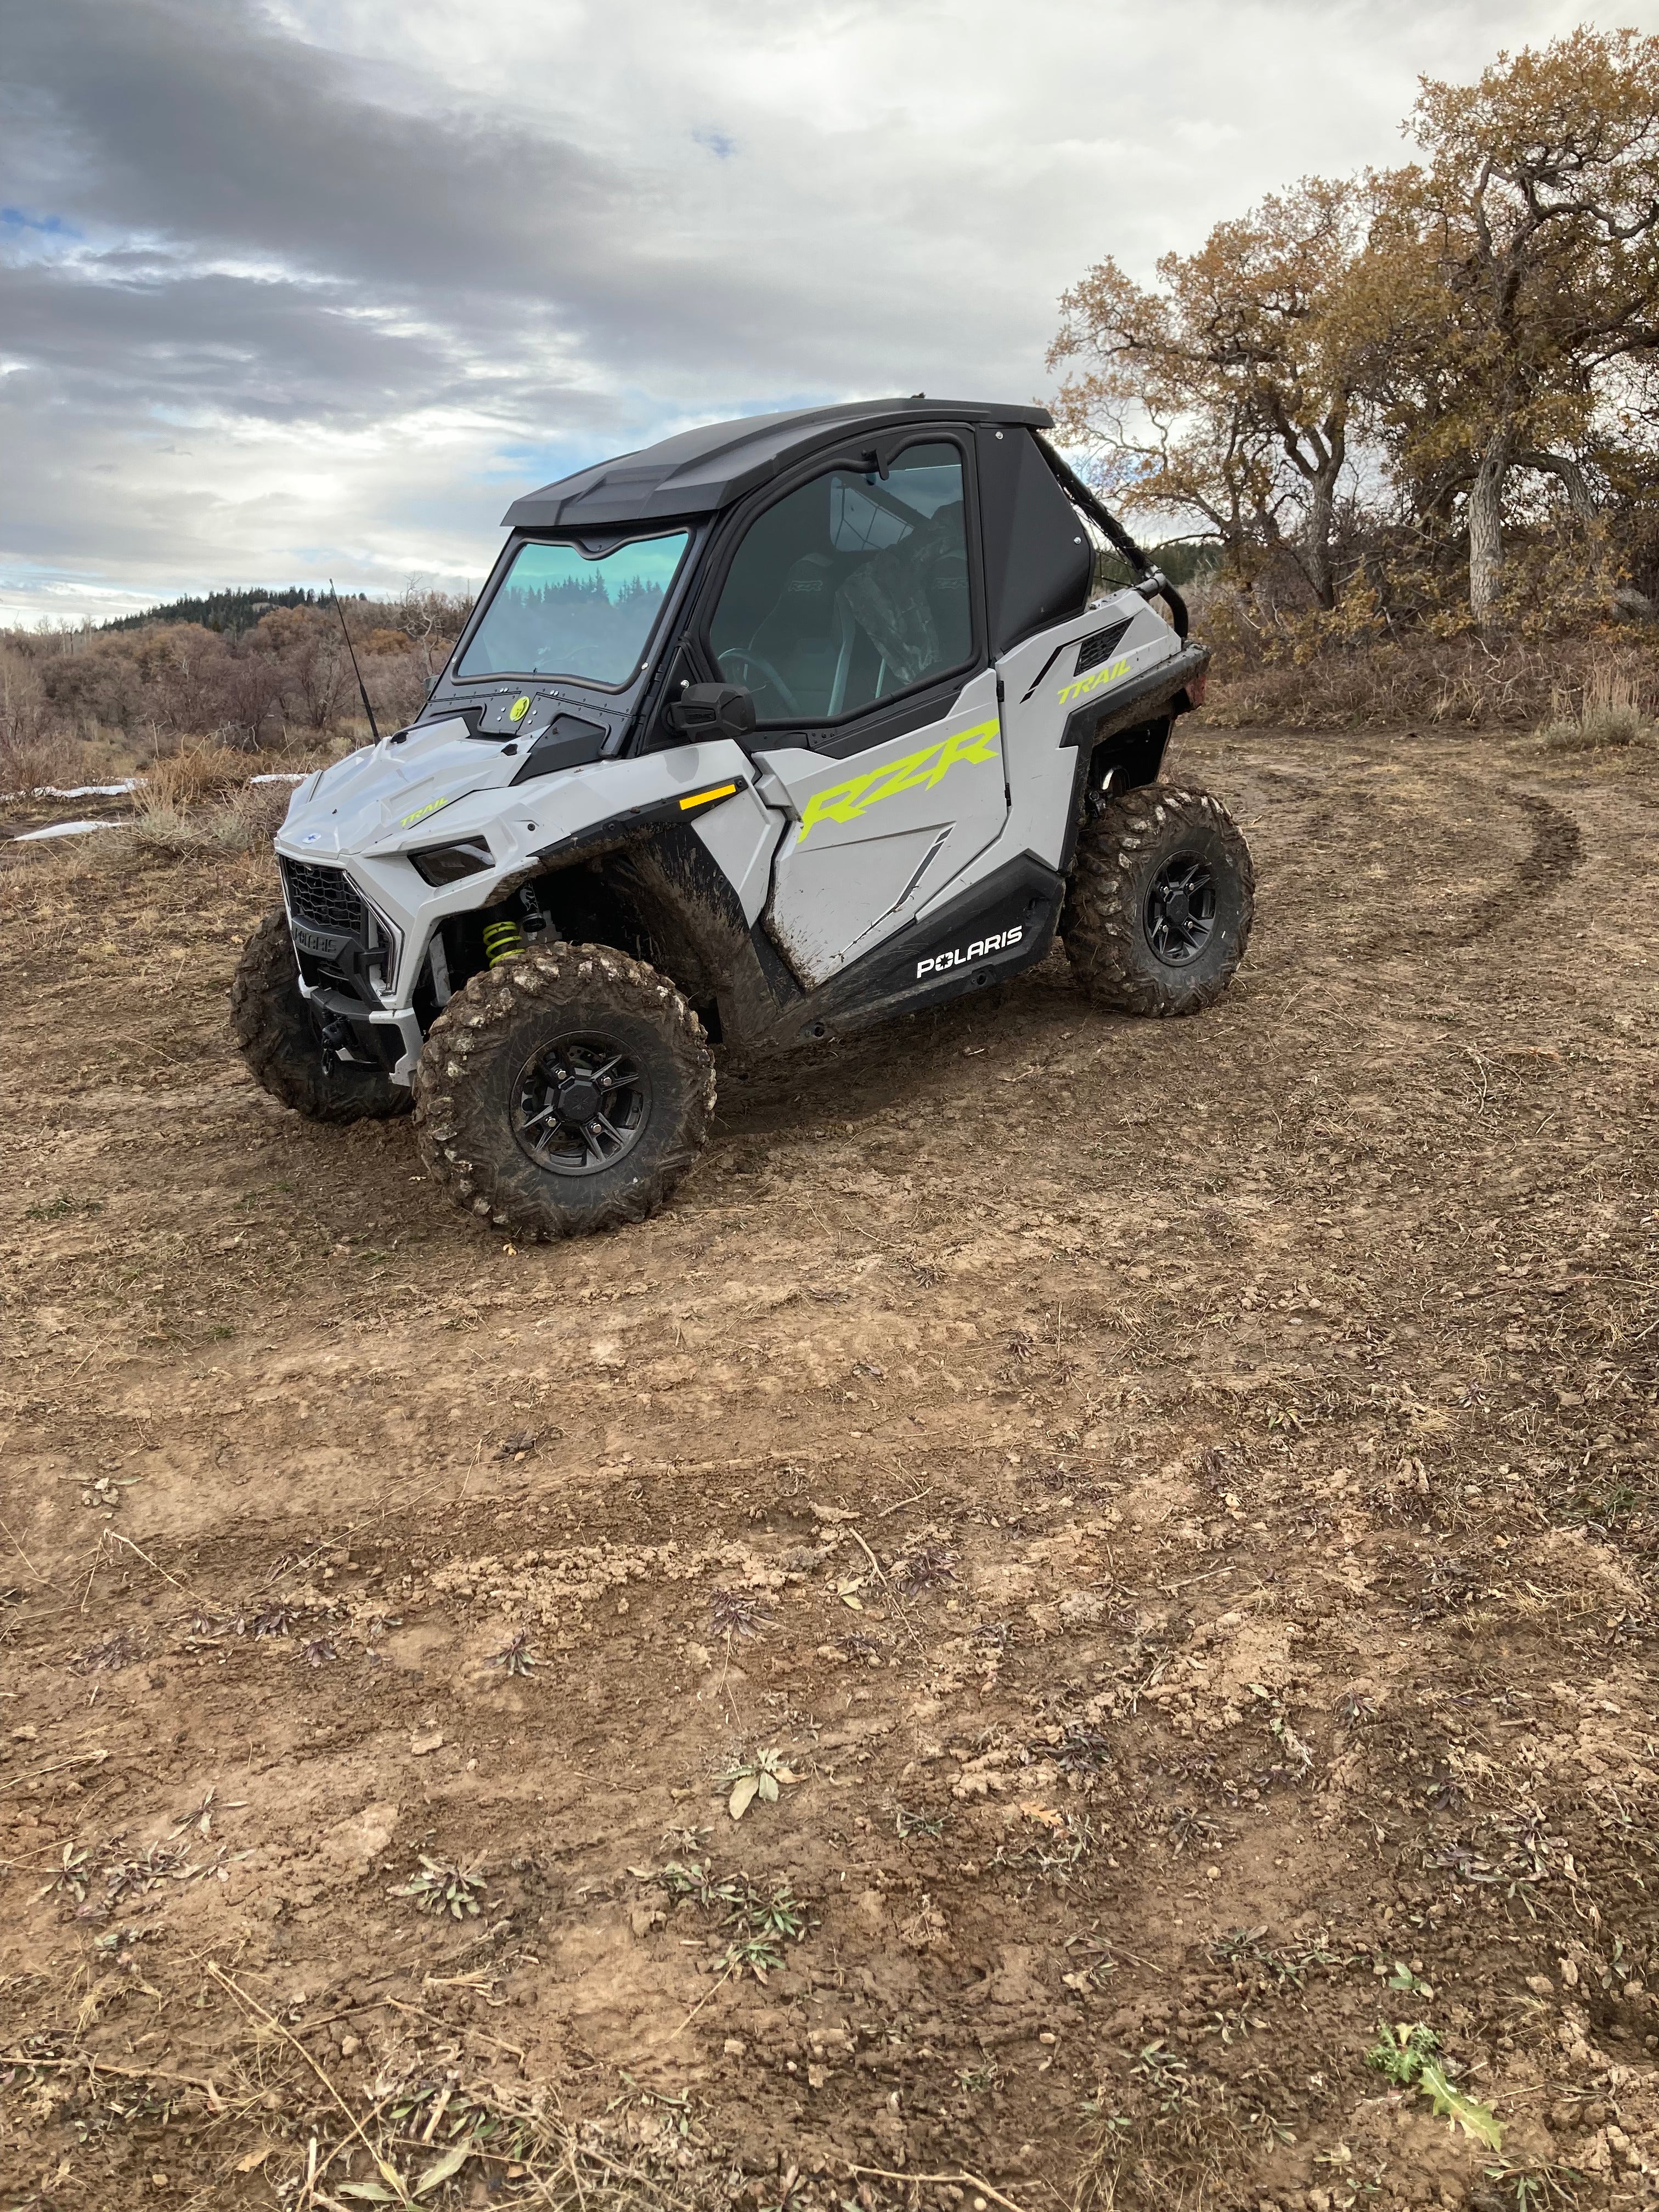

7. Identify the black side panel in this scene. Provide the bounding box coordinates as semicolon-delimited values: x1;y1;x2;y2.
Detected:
1098;720;1171;792
501;825;1055;1060
767;854;1065;1047
977;427;1093;656
508;715;608;783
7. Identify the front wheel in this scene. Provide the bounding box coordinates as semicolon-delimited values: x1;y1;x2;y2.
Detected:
411;944;715;1239
1061;783;1254;1016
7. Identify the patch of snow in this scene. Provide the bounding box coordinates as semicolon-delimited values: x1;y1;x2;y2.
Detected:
10;818;123;843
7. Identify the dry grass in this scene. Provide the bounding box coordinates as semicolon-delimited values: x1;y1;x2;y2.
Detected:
123;780;294;859
1203;627;1659;732
0;729;104;799
125;737;290;858
3;1985;718;2210
0;835;273;947
137;743;256;808
1538;660;1657;751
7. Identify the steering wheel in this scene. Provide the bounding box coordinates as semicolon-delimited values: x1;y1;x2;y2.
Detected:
716;646;800;717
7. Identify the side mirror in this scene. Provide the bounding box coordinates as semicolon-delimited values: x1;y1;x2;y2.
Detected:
665;681;757;743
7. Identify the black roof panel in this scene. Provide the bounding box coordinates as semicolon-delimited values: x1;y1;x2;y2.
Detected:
501;397;1053;531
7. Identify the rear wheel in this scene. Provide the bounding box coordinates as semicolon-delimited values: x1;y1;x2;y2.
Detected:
230;906;410;1122
411;943;715;1239
1062;783;1254;1015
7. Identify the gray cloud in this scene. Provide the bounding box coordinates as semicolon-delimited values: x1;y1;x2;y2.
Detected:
3;0;1655;620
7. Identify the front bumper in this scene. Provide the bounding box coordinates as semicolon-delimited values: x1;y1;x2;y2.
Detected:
279;856;425;1084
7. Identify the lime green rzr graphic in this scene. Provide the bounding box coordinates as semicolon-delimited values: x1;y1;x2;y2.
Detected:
797;718;1001;842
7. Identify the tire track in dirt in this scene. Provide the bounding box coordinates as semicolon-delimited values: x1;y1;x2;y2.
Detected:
1359;786;1584;960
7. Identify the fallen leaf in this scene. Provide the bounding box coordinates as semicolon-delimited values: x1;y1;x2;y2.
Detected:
1018;1802;1066;1829
1418;2059;1503;2151
234;2145;273;2174
729;1774;760;1820
414;2141;471;2196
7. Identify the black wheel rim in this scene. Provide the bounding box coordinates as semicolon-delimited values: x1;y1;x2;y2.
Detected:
512;1032;651;1177
1144;851;1217;967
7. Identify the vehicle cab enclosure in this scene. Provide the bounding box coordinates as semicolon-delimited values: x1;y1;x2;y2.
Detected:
273;398;1206;1079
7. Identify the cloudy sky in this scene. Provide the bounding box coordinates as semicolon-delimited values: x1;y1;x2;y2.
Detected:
3;0;1653;624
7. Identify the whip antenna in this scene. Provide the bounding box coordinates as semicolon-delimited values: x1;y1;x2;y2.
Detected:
329;579;381;742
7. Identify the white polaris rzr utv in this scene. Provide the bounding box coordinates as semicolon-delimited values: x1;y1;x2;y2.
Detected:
232;398;1253;1237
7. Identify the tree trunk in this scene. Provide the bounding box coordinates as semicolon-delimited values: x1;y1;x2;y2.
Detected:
1271;409;1344;612
1467;431;1513;629
1302;470;1337;610
1516;449;1657;620
1517;449;1596;527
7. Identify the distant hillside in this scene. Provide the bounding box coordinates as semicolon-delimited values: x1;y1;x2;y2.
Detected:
100;586;368;635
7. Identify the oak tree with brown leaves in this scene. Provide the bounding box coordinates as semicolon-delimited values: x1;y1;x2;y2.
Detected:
1375;28;1659;625
1048;179;1369;610
1051;29;1659;631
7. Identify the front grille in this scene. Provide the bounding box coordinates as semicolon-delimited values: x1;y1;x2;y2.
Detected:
1075;617;1132;674
282;857;366;936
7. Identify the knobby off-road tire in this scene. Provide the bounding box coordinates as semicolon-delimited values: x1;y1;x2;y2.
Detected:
1062;783;1255;1017
230;906;411;1123
412;942;715;1240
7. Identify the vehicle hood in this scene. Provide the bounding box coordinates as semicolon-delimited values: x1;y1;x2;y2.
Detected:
273;715;759;873
275;716;520;859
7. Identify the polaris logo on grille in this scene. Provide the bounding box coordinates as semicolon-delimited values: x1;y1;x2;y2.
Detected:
291;923;343;956
916;924;1022;980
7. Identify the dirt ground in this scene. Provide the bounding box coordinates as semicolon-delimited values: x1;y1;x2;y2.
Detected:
2;725;1657;2212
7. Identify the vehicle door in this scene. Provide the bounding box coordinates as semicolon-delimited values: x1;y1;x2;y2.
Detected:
706;437;1008;988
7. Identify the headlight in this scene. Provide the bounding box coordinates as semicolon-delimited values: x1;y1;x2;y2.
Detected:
410;838;493;886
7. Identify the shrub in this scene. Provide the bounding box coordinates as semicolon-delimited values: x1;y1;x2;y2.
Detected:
124;780;292;860
1;585;471;761
139;745;253;808
1538;662;1654;749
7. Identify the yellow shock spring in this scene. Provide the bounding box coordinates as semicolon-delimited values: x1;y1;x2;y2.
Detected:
482;918;524;966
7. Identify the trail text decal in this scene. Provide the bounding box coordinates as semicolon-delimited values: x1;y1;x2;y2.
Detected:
1056;655;1131;708
797;719;1001;842
916;924;1023;980
397;795;456;830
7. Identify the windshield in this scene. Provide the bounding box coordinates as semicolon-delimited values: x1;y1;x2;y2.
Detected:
458;531;690;686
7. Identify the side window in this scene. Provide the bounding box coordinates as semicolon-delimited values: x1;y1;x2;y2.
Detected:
708;442;971;726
